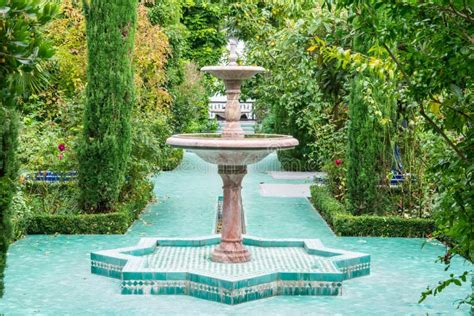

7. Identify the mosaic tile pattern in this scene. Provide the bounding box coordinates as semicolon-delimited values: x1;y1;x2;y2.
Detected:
91;235;370;305
144;246;325;276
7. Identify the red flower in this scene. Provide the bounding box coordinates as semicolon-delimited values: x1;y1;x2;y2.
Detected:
58;153;64;160
335;159;342;166
58;143;66;152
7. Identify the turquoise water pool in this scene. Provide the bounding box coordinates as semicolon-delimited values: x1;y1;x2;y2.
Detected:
1;153;472;315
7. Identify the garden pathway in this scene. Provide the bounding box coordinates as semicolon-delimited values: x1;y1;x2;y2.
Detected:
1;152;472;315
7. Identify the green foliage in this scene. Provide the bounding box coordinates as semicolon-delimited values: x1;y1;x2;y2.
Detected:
147;0;181;27
44;0;87;97
225;0;318;41
181;0;226;67
18;101;81;173
134;4;172;111
0;0;57;298
420;271;473;308
228;3;352;171
0;104;18;298
160;148;183;171
171;62;212;133
311;185;435;237
331;0;473;305
22;181;79;216
323;157;347;201
150;0;226;68
124;110;183;197
9;188;32;240
79;0;138;213
147;0;224;133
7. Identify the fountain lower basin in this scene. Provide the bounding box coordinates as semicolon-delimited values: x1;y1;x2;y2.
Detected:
166;133;299;165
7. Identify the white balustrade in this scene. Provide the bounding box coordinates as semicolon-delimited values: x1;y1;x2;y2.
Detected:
209;100;255;120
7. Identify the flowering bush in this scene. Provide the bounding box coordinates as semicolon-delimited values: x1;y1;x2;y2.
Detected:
17;113;79;175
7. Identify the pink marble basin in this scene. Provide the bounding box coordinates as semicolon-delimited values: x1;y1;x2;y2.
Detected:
166;133;298;165
201;66;265;80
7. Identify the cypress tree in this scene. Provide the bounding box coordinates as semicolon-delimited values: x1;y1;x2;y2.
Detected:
79;0;138;212
346;77;380;215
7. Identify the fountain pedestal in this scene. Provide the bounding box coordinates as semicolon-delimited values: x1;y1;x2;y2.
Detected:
212;165;250;263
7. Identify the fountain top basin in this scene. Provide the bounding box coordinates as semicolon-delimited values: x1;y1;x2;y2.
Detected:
201;65;265;80
166;133;298;165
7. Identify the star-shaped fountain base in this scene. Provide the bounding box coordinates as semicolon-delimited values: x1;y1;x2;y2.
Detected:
91;236;370;305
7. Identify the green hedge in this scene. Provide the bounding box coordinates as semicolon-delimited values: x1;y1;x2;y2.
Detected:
25;185;151;235
310;185;435;237
27;212;129;234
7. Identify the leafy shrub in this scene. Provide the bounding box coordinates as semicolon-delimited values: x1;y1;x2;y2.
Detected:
9;189;33;240
147;0;181;27
277;151;318;172
311;185;435;237
17;113;80;174
26;179;151;235
27;213;130;234
170;62;212;133
159;148;184;171
134;5;172;111
22;181;80;216
44;0;87;97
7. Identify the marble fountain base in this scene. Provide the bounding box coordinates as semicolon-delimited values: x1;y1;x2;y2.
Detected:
90;236;370;305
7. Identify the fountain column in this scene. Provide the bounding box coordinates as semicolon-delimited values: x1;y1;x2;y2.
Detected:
212;165;250;263
222;38;244;139
222;80;244;138
211;39;249;263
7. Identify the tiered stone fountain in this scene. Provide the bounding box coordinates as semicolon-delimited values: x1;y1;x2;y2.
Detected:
90;39;370;305
166;39;298;263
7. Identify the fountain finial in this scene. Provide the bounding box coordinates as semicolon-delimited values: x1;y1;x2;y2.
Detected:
228;38;238;66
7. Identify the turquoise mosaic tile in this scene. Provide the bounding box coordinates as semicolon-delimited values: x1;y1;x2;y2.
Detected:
90;235;370;305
